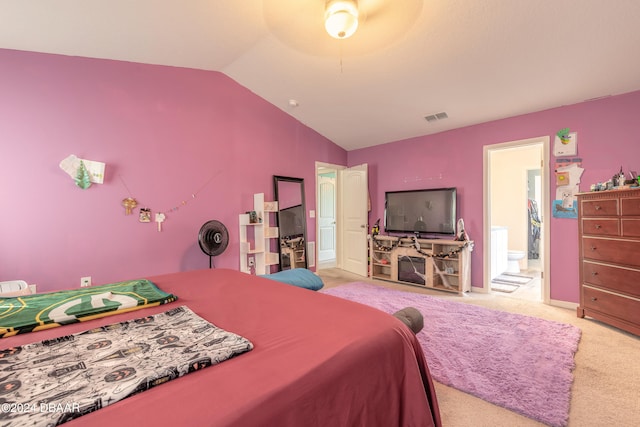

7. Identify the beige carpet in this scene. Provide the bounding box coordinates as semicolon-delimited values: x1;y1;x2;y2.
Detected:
318;268;640;427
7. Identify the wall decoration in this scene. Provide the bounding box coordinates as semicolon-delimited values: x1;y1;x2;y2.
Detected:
553;129;577;156
155;213;166;232
553;157;583;218
552;196;578;218
555;171;569;186
75;161;92;189
139;208;152;223
117;171;219;231
59;154;105;185
122;197;138;215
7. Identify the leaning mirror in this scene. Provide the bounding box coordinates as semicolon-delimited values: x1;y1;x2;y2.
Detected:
274;176;307;271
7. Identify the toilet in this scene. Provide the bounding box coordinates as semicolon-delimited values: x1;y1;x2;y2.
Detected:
506;250;526;274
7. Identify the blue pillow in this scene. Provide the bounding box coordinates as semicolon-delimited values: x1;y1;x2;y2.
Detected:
260;268;324;291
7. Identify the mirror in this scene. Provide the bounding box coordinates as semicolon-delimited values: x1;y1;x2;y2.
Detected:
274;176;307;271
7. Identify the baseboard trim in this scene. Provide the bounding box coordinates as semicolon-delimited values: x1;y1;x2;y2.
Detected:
549;299;579;310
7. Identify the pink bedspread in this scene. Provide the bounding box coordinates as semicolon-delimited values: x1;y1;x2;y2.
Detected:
1;269;440;427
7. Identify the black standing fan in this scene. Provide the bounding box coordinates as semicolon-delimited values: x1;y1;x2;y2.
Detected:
198;220;229;268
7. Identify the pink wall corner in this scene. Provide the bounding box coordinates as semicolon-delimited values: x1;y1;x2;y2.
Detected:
0;49;346;291
348;90;640;303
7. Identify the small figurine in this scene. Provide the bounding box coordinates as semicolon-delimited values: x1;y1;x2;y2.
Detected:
371;218;380;236
612;167;625;187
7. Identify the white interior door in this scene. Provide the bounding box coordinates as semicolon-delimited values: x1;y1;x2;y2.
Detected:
340;164;368;277
318;175;336;266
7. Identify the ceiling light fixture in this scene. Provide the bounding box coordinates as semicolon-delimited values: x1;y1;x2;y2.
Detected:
324;0;359;39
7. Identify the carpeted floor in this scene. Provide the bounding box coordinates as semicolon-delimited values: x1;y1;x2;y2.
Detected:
317;267;640;427
322;282;582;427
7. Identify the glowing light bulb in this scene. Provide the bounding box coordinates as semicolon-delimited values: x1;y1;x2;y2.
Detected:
324;0;359;39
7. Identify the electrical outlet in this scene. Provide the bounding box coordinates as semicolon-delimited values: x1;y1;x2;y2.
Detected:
81;276;92;287
248;257;255;267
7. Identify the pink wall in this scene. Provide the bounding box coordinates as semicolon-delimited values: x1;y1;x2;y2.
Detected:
348;91;640;303
2;48;638;303
0;49;346;291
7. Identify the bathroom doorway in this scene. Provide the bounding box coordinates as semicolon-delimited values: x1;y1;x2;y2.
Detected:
483;136;550;303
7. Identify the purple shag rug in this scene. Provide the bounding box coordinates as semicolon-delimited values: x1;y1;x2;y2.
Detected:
321;282;582;427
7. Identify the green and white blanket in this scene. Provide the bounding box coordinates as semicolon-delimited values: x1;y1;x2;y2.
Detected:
0;279;177;338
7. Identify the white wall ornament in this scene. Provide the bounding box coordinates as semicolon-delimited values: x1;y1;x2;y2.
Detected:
59;154;106;185
553;131;577;156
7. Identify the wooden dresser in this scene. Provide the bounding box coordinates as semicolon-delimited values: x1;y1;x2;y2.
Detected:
577;188;640;335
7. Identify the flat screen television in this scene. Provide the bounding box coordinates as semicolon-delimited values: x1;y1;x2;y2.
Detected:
384;188;457;235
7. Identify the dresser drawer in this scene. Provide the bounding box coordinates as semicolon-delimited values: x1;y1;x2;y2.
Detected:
582;261;640;297
582;286;640;326
581;218;619;236
582;237;640;267
621;218;640;237
621;197;640;216
581;198;618;217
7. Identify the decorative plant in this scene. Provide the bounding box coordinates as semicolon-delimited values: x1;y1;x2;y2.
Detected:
75;160;92;189
556;128;571;144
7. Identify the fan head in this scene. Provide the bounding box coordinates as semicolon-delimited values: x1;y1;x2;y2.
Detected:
263;0;423;56
198;220;229;257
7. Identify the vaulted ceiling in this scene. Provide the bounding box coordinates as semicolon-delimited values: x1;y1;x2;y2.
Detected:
2;1;639;150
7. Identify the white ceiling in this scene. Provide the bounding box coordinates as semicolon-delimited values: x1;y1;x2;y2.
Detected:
2;0;639;151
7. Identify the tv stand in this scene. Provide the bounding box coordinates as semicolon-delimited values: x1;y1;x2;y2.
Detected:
369;235;473;295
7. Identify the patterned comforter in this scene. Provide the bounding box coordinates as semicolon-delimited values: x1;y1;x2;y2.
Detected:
0;306;253;426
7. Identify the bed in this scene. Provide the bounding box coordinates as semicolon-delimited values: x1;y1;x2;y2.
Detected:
0;268;441;426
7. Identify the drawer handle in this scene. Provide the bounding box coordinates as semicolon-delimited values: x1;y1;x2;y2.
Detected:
594;224;601;229
590;297;597;302
594;205;602;210
590;246;597;251
591;271;598;276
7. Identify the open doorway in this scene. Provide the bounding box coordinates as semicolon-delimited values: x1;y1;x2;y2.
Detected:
317;165;338;269
315;162;369;277
483;136;550;303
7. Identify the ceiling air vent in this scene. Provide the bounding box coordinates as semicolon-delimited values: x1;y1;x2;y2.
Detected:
424;112;448;122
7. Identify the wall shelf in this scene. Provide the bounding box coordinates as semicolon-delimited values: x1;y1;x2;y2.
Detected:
239;193;279;275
